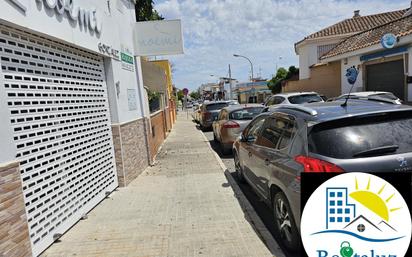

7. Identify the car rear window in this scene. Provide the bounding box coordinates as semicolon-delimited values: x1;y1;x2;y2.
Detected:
206;103;229;111
308;112;412;159
229;107;264;120
288;94;322;104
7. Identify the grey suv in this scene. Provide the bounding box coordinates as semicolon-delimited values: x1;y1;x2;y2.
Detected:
233;99;412;251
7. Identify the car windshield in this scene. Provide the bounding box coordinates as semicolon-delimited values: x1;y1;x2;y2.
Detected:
206;102;229;111
288;94;322;104
308;111;412;159
229;107;264;120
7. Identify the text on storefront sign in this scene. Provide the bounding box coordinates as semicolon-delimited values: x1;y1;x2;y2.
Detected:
35;0;102;34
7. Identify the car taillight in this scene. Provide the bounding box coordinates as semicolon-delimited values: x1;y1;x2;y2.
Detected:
203;112;211;119
294;155;344;173
223;121;240;128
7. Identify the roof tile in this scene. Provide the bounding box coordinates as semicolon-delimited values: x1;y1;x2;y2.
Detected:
322;14;412;59
302;9;406;40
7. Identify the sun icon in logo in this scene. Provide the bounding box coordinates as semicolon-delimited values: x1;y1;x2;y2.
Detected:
349;177;402;222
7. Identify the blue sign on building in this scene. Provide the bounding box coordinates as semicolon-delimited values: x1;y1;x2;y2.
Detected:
381;33;397;49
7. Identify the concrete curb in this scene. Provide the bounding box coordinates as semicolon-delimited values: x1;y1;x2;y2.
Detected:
199;131;286;257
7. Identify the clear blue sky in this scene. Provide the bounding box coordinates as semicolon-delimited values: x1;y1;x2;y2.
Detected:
153;0;407;91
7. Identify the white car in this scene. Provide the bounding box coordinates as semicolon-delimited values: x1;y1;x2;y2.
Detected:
333;91;402;104
264;92;324;106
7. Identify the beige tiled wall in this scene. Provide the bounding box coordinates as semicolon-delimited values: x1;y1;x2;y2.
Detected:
112;118;150;187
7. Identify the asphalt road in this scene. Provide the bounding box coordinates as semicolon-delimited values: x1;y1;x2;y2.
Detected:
201;128;300;257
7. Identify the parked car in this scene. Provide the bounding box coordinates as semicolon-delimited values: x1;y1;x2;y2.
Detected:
264;92;324;107
233;98;412;251
228;100;240;105
331;91;402;104
212;104;264;154
192;104;201;122
199;101;230;130
186;101;194;108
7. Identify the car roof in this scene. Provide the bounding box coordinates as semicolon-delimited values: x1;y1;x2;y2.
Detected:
222;104;264;112
271;92;319;97
338;91;396;98
203;101;229;106
270;99;412;123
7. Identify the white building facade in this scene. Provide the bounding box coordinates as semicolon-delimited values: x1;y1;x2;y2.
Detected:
0;1;151;256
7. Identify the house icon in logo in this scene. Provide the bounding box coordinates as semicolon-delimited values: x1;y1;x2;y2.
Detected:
326;188;356;229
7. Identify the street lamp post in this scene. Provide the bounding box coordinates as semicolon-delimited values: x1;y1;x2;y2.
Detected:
233;54;254;81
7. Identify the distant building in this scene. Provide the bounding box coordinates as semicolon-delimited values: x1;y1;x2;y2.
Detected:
234;80;271;104
326;188;356;229
288;8;407;98
321;4;412;104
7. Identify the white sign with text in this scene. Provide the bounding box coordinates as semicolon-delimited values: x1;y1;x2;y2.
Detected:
134;19;184;56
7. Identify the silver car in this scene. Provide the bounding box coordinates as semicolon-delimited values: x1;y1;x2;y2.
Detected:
265;92;324;107
212;104;264;154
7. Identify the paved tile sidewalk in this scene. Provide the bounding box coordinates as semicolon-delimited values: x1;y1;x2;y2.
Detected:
42;112;273;257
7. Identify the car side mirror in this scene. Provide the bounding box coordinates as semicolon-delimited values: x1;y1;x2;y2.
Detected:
262;107;269;112
240;134;255;142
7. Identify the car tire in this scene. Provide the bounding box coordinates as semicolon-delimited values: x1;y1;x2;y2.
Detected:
234;152;245;183
273;192;300;252
213;132;218;142
221;142;231;155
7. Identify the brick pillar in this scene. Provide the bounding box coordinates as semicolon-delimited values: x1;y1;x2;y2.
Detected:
0;161;32;257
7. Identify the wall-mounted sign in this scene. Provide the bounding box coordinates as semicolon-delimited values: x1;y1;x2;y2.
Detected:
127;89;137;111
35;0;102;34
98;43;120;60
381;33;397;49
120;52;134;72
7;0;27;13
345;66;359;85
134;19;184;56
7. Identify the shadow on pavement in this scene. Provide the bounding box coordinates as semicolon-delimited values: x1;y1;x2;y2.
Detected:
227;171;300;257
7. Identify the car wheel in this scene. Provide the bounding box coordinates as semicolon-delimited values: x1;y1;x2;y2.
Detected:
213;131;218;142
221;142;231;155
273;192;300;252
234;152;245;183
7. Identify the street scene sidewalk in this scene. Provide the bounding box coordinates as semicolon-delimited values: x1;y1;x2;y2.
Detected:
42;112;273;257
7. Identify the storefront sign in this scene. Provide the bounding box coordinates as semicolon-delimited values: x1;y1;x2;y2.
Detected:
381;33;397;49
120;52;134;72
134;19;184;56
98;43;120;60
35;0;102;33
7;0;27;12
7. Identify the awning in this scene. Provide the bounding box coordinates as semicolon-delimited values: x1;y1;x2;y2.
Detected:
141;59;167;92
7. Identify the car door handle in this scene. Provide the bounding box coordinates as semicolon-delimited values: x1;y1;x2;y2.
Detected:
265;159;270;166
248;152;252;157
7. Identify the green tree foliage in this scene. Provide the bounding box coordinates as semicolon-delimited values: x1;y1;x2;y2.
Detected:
135;0;164;22
267;66;299;94
189;91;201;100
177;89;184;101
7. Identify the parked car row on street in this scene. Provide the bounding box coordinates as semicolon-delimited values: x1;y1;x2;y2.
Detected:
192;89;410;253
232;96;412;252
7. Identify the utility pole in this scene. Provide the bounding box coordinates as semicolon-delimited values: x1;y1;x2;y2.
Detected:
228;64;232;100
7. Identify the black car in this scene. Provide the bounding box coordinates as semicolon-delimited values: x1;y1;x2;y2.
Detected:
233;99;412;251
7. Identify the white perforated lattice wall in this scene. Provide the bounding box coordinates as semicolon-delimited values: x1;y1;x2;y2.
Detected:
0;25;118;256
